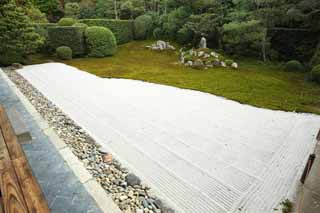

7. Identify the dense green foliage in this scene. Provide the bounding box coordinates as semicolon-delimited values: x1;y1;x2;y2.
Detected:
56;46;73;60
311;65;320;83
80;19;134;44
223;20;265;57
58;18;77;26
65;2;81;19
13;0;319;62
134;15;153;40
48;26;85;55
26;6;48;23
285;60;304;72
85;26;117;57
0;1;43;65
33;0;60;22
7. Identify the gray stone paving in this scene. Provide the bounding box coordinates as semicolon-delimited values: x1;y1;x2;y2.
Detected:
0;72;102;213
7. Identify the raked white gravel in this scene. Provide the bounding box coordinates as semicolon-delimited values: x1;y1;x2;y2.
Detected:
18;63;320;212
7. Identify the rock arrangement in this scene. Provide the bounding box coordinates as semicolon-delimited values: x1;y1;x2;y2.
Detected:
4;68;174;213
180;48;238;70
146;40;176;51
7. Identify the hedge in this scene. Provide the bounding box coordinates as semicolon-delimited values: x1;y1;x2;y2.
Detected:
48;26;85;56
80;19;134;44
34;23;58;52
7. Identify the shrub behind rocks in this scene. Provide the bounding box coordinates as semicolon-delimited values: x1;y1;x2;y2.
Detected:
56;46;72;60
134;15;153;40
58;18;77;26
225;59;234;66
311;65;320;83
85;26;117;57
285;60;304;72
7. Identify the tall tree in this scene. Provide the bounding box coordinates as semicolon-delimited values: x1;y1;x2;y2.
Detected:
0;0;43;65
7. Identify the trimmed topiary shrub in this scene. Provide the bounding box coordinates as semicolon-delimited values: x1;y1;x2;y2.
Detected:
134;15;153;40
48;26;85;56
58;18;77;26
80;19;134;44
85;26;117;57
285;60;304;72
311;65;320;83
56;46;72;60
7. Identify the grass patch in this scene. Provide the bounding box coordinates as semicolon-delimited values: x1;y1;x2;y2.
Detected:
29;40;320;114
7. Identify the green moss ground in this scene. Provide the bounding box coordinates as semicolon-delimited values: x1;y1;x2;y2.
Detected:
29;40;320;114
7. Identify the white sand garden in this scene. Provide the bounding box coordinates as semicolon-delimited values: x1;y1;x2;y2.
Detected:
18;63;320;212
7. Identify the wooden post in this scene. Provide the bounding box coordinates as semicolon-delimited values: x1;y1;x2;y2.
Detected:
300;154;316;184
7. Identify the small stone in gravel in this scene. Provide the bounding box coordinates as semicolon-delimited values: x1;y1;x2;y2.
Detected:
98;147;108;154
136;209;143;213
103;153;113;164
126;173;141;186
120;195;128;201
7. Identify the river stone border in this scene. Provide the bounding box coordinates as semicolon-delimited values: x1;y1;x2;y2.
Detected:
4;67;174;213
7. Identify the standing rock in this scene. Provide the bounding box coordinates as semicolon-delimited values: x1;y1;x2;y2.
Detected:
199;37;207;49
156;40;167;50
231;62;238;69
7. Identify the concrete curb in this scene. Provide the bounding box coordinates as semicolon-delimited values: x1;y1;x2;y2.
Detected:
0;69;121;213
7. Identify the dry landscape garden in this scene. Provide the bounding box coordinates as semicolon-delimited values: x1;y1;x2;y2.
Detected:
1;0;320;212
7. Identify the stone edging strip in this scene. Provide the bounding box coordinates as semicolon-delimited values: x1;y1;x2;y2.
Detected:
0;69;122;213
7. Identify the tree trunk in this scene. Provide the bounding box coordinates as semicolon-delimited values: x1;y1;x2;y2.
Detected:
262;28;267;62
59;0;65;9
114;0;118;20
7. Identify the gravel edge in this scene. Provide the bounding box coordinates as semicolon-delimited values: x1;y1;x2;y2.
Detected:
4;67;175;213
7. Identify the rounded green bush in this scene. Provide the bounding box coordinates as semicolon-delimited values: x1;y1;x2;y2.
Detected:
134;15;153;40
58;18;77;26
85;26;117;57
72;23;88;28
311;65;320;83
285;60;304;72
56;46;72;60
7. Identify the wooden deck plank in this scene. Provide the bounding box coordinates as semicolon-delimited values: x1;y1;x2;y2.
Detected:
0;131;10;166
0;161;28;213
13;157;50;213
0;106;50;212
0;106;25;160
